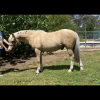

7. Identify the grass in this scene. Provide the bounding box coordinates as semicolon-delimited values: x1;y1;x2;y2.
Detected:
0;52;100;85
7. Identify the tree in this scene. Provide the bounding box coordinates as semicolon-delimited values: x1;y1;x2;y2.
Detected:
0;14;77;36
0;15;50;39
86;22;94;31
47;15;77;32
72;15;100;31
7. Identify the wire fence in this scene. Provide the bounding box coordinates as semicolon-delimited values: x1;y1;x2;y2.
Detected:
76;31;100;40
76;31;100;49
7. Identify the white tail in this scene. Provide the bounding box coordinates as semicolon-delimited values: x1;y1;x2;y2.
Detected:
73;32;80;63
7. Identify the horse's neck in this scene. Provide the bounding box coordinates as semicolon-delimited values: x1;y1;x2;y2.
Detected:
16;33;30;43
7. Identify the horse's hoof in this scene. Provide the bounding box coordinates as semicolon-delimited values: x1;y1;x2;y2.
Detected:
80;69;84;71
36;70;40;74
35;71;39;74
68;70;72;73
35;72;39;75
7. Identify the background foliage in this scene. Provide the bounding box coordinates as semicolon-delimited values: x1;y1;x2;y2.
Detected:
0;15;77;39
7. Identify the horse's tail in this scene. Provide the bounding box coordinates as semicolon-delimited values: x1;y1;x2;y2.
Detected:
73;32;80;63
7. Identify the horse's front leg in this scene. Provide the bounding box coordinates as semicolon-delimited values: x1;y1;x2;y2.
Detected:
35;48;43;74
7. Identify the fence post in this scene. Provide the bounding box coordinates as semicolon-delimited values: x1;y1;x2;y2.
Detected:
85;24;86;49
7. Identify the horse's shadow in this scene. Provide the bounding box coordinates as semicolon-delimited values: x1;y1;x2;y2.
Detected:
43;64;80;72
0;64;80;75
0;67;35;74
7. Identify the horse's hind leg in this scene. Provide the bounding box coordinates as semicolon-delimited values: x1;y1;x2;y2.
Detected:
67;49;74;72
80;59;83;71
35;48;43;74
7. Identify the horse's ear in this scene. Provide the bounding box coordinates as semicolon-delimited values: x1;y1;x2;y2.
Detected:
12;33;15;39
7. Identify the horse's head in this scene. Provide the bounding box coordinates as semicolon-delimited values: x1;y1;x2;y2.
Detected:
8;33;19;52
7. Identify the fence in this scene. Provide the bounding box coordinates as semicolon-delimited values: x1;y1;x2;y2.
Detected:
76;31;100;49
76;31;100;40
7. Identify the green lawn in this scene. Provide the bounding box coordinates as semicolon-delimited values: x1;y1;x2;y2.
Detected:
0;52;100;85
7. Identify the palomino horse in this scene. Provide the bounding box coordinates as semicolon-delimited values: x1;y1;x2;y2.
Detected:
8;29;83;74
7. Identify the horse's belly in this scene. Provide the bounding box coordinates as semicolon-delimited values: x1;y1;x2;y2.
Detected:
42;45;62;52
